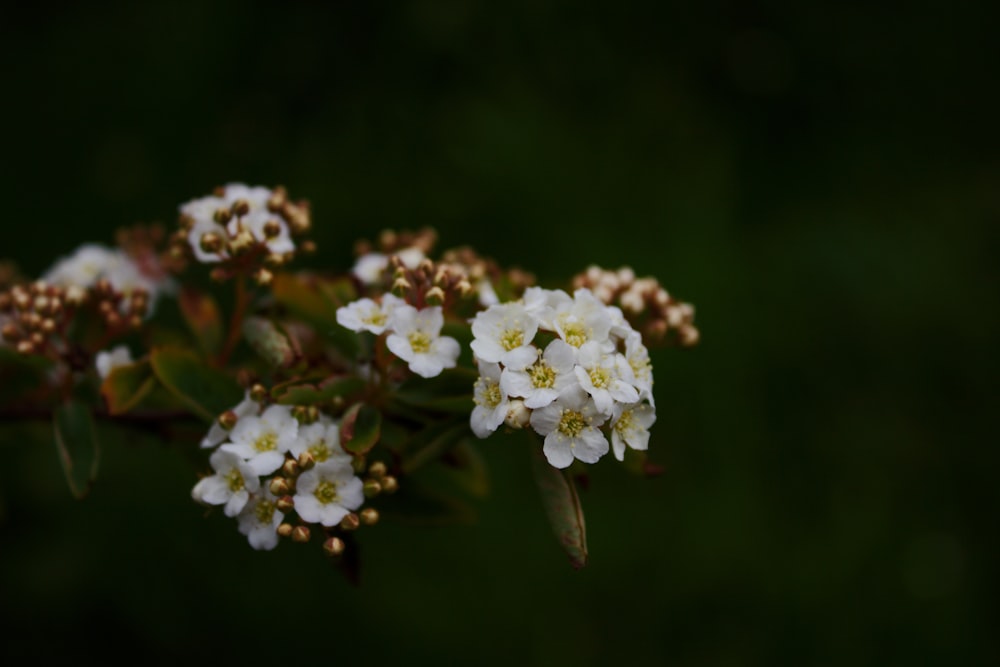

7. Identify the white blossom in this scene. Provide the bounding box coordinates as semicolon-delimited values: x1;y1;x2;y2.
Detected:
529;385;609;469
191;449;260;517
573;341;639;415
95;345;132;380
290;420;351;464
237;486;285;551
336;297;393;335
624;331;655;406
352;253;389;285
221;404;298;475
200;391;261;449
386;304;460;378
42;244;120;288
552;288;614;351
610;402;656;461
470;302;539;369
470;360;509;438
477;278;499;307
294;459;364;526
180;183;293;263
522;287;572;330
500;339;577;409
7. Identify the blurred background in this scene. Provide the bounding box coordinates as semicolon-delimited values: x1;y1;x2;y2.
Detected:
1;1;997;665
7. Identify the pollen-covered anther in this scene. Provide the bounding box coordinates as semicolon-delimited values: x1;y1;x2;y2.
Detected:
291;525;311;543
217;410;239;432
359;508;379;526
262;220;282;240
340;513;361;531
269;477;290;496
212;208;233;225
267;186;288;212
322;536;346;557
276;495;295;514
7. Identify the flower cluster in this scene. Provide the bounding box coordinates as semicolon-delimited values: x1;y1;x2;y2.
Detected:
192;394;387;551
469;287;656;468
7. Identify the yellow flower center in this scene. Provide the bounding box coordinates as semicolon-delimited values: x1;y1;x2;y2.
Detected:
630;357;651;380
308;440;332;462
475;378;503;408
408;331;431;354
255;499;276;523
314;480;340;505
529;362;557;389
254;432;278;452
588;367;611;389
362;311;386;327
558;409;588;438
562;321;588;347
225;468;245;492
500;328;524;351
614;409;635;436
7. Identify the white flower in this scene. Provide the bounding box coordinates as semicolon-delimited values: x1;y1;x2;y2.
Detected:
200;391;261;449
237;486;285;551
470;302;539;369
294;459;364;526
500;339;577;409
477;279;499;307
522;287;572;330
471;361;509;438
624;331;654;406
290;420;351;464
336;297;392;335
552;288;614;350
610;402;656;461
386;304;460;378
95;345;132;380
573;341;639;415
180;184;293;263
221;404;298;475
42;244;119;288
352;253;389;285
529;385;609;468
191;449;261;517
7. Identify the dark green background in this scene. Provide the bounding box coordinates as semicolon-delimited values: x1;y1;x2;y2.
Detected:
1;1;997;665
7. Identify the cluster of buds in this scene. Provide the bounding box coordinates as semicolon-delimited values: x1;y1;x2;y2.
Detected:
353;227;438;262
193;390;393;554
389;256;474;310
91;279;151;332
172;184;315;286
439;246;535;308
0;281;84;356
572;266;699;347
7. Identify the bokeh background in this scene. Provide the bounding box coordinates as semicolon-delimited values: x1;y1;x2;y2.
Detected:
1;1;997;665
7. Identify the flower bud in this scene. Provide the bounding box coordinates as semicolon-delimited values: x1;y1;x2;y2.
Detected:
282;459;301;479
267;188;287;212
249;383;268;402
391;277;411;297
262;220;282;240
276;495;295;514
362;479;382;498
504;399;531;429
65;286;86;306
380;475;398;494
213;208;232;224
322;536;345;557
297;451;316;471
299;240;317;255
229;228;256;256
359;508;379;526
200;232;224;255
269;477;290;496
0;292;11;311
1;322;20;342
16;340;34;355
339;513;361;532
367;461;387;479
425;286;446;306
40;319;56;335
253;268;273;287
277;523;294;538
217;410;239;431
291;525;311;543
231;199;250;217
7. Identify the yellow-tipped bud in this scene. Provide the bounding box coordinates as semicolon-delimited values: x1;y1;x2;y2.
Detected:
269;477;290;496
391;277;411;297
291;525;311;543
380;476;398;494
322;536;346;557
367;461;387;479
359;508;379;526
276;495;295;514
277;523;294;538
425;286;446;306
339;513;361;532
363;479;382;498
297;451;316;471
282;459;301;479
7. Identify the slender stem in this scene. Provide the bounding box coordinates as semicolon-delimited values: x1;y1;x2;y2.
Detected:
217;276;249;367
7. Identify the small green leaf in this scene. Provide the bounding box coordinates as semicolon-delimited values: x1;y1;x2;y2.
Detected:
395;367;477;415
178;286;224;356
149;347;243;422
273;375;365;405
272;272;360;359
400;421;469;475
339;403;381;456
530;444;588;569
101;359;155;415
53;400;101;499
243;316;298;368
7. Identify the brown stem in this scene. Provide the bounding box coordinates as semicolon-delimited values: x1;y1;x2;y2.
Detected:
217;276;249;367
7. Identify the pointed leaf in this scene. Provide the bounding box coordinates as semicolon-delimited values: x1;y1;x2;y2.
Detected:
178;286;224;356
272;273;360;359
273;376;365;406
243;316;298;368
150;347;242;422
101;359;155;415
339;403;381;456
394;367;477;415
53;400;101;499
400;421;469;475
530;444;588;569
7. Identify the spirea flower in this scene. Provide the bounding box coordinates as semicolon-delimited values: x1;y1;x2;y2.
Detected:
500;339;577;409
294;459;365;526
95;345;132;380
471;360;510;438
180;183;295;263
221;404;299;475
573;341;639;415
529;385;610;469
610;402;656;461
200;391;261;449
290;420;351;464
385;304;460;378
191;449;261;517
43;244;171;311
470;302;539;369
336;296;398;335
237;486;285;551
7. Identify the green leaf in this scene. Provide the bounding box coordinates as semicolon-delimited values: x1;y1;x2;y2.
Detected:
400;421;470;475
273;375;365;406
442;439;491;498
0;347;53;404
178;286;224;357
53;400;101;499
149;347;242;422
339;403;381;456
379;477;477;526
394;367;477;415
100;359;155;415
530;444;588;569
243;316;298;368
271;272;360;359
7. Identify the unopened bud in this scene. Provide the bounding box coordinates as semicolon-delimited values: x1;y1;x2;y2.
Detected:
291;525;311;543
269;477;290;496
12;291;30;310
40;318;57;335
282;459;301;478
262;220;282;240
129;314;144;329
0;292;11;311
104;311;122;329
249;383;268;402
391;277;411;297
217;410;239;431
29;331;44;347
277;523;294;538
322;536;346;557
16;340;34;355
340;513;361;531
200;232;224;254
425;286;446;306
368;461;387;479
456;279;473;297
178;214;195;231
65;286;86;306
231;199;250;217
678;326;700;347
267;187;287;212
213;208;232;224
359;508;379;526
300;240;317;255
253;268;273;287
276;495;295;514
363;479;382;498
380;475;398;494
2;322;20;342
33;296;49;312
505;399;531;429
263;253;285;268
297;451;316;470
229;229;256;255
